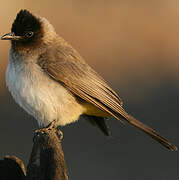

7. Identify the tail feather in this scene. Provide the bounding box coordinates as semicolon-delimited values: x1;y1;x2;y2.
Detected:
117;109;177;151
83;114;110;136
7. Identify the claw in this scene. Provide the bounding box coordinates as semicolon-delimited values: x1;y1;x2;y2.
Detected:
57;129;63;140
35;120;57;133
34;120;63;141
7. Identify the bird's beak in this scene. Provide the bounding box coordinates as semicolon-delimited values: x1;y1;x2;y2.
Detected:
1;32;22;40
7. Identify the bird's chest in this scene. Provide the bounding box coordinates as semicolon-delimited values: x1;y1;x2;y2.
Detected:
5;59;67;126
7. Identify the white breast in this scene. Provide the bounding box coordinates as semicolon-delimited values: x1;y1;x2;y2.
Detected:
6;50;85;127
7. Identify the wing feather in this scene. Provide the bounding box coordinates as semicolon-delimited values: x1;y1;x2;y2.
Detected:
37;43;177;151
38;46;124;119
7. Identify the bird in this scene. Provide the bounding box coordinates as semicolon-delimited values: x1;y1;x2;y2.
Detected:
1;9;177;151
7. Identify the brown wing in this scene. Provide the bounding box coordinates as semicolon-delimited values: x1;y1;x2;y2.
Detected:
38;43;177;151
38;44;124;120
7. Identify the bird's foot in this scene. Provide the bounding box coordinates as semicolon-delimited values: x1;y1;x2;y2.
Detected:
35;120;57;133
56;128;63;140
35;120;63;141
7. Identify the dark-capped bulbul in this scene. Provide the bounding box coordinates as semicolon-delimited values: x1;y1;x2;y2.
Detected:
1;9;177;151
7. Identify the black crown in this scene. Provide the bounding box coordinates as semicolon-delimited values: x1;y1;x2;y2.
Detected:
11;9;41;36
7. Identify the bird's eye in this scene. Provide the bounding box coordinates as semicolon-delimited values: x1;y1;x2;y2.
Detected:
25;31;34;38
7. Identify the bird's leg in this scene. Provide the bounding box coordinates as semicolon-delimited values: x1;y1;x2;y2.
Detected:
45;119;57;130
35;120;63;141
35;120;57;133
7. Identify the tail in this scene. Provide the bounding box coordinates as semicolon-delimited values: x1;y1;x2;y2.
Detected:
116;109;177;151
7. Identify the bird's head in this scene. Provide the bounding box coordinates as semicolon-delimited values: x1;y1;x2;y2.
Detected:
1;9;56;51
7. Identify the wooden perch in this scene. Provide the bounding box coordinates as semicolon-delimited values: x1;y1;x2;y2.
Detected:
0;123;68;180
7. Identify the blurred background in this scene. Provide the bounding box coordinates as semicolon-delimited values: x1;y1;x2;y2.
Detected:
0;0;179;179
